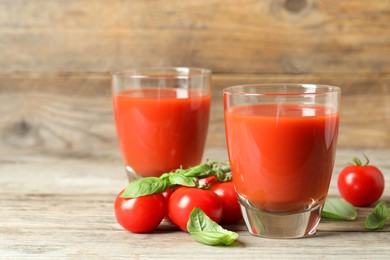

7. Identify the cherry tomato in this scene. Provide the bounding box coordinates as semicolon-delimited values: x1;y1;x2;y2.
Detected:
209;181;243;224
168;186;223;232
337;156;385;207
114;189;167;233
162;188;173;221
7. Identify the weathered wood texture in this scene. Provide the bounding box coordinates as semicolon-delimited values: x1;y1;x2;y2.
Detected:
1;73;389;158
0;149;389;259
1;0;389;74
0;0;390;155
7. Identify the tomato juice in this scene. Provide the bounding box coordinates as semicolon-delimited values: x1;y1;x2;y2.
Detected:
113;88;210;177
225;104;339;213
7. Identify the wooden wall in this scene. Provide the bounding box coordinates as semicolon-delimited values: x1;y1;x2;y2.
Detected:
0;0;389;158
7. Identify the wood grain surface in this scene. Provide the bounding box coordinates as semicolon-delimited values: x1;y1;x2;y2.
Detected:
0;148;389;259
1;0;389;74
1;0;390;154
1;72;389;158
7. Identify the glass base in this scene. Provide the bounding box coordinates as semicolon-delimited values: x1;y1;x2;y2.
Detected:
125;165;143;181
239;197;323;239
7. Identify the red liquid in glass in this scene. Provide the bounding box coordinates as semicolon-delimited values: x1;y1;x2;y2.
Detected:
225;104;339;212
113;88;210;177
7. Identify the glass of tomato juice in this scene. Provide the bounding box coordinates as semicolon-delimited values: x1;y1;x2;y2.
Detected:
224;84;340;238
112;68;211;180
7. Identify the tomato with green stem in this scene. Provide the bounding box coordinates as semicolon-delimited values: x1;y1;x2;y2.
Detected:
337;155;385;207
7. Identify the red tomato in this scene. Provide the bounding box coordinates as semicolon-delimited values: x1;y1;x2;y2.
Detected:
168;186;223;232
114;189;167;233
162;188;173;221
337;157;385;207
209;181;243;224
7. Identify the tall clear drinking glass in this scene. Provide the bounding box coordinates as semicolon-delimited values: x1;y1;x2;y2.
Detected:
112;68;211;180
224;84;340;238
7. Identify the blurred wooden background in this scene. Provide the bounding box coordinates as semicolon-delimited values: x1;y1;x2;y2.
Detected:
0;0;389;158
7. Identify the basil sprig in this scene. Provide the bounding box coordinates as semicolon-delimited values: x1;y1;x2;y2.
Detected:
121;161;231;198
322;198;357;220
365;201;389;230
187;208;239;246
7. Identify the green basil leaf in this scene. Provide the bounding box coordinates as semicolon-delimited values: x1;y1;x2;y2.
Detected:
365;201;389;230
168;173;196;187
187;208;238;246
183;164;212;178
322;198;357;220
159;173;170;182
121;177;168;198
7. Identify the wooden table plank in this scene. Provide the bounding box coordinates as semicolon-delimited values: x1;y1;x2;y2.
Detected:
1;0;389;74
0;148;389;259
1;72;390;157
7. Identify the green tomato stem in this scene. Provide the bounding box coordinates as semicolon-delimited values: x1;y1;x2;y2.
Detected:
351;153;370;166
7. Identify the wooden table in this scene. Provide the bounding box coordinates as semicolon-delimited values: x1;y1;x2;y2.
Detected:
1;148;389;259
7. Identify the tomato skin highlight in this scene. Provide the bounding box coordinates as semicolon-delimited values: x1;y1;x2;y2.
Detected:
209;181;243;224
114;190;167;233
168;187;223;232
337;165;385;207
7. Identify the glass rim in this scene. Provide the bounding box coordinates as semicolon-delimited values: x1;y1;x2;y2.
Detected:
223;83;341;97
111;67;211;79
